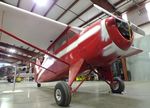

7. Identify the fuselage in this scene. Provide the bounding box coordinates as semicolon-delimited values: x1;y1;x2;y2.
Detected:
55;17;133;66
36;17;133;82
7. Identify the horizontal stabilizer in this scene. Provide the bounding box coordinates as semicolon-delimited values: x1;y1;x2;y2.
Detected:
122;46;143;57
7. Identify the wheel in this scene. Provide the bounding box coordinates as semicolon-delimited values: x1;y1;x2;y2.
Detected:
54;81;71;106
111;77;125;94
7;78;11;83
7;78;13;83
37;83;41;87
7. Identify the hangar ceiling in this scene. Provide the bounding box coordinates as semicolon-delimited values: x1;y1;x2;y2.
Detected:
0;0;148;63
0;0;147;27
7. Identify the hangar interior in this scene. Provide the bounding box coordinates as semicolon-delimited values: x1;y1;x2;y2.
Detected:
0;0;150;108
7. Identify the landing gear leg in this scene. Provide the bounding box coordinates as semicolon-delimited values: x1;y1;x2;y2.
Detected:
95;66;125;94
54;59;84;106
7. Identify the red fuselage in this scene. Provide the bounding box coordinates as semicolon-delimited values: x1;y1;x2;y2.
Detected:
57;17;133;66
36;17;133;82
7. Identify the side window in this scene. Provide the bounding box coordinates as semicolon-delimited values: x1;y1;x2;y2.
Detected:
48;46;54;53
67;30;76;39
54;34;67;51
53;30;76;52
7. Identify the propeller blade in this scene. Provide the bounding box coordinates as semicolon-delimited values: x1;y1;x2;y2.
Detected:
130;23;145;36
94;4;145;36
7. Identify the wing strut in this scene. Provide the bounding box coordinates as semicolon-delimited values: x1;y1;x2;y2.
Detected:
0;28;69;66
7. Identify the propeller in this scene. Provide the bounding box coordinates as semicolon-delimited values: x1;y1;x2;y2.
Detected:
94;4;145;36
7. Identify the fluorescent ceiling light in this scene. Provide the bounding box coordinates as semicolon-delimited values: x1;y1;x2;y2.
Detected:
145;2;150;21
7;55;11;57
33;0;49;7
8;48;16;53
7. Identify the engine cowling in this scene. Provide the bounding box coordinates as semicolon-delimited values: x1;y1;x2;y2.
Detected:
105;17;133;50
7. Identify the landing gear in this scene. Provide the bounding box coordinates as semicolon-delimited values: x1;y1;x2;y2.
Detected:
7;78;13;83
94;67;125;94
54;81;71;106
37;83;41;87
110;77;125;93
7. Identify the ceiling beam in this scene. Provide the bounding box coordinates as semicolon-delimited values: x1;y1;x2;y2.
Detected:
91;0;116;12
0;54;21;62
79;12;103;27
114;0;126;6
0;42;38;56
0;48;30;60
17;0;21;7
44;0;58;16
31;3;36;12
56;0;79;21
67;4;93;25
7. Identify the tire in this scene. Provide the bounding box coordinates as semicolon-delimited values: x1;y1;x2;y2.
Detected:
54;81;71;106
7;78;13;83
7;78;11;83
37;83;41;87
111;77;125;94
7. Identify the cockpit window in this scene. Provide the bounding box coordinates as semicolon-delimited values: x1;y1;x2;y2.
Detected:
54;30;76;51
54;35;67;50
67;30;76;39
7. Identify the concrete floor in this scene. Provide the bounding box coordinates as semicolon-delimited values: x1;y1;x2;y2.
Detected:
0;81;150;108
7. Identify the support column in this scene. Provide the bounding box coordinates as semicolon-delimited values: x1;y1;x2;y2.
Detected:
121;58;128;81
13;65;17;91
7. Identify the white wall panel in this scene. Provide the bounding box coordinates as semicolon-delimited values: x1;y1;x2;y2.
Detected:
4;0;18;6
127;6;149;25
127;23;150;81
46;5;64;19
19;0;34;11
70;0;92;15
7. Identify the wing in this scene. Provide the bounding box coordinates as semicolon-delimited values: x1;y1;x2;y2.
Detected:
0;2;80;49
0;2;72;82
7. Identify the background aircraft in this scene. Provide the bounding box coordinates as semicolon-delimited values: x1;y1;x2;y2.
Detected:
0;2;144;106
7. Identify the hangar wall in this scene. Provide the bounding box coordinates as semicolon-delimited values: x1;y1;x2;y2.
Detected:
126;2;150;81
127;24;150;81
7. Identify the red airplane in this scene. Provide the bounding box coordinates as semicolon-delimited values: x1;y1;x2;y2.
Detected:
0;2;145;106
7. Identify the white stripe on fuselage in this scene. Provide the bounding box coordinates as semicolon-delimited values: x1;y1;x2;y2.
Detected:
103;42;127;57
101;19;110;41
56;25;101;58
